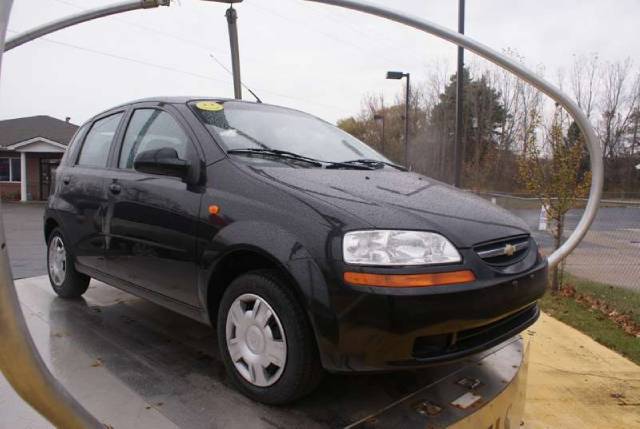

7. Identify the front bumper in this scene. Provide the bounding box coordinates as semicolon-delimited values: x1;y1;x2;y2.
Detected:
303;254;547;372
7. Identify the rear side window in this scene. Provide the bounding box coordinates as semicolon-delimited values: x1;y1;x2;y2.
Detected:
119;109;190;169
77;113;123;167
62;124;88;166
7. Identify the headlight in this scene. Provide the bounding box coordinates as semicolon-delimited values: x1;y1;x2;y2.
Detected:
343;230;461;266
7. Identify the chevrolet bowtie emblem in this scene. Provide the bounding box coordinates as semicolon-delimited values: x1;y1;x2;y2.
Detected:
503;244;517;257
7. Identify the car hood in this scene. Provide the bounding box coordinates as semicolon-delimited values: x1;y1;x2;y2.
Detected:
253;167;530;248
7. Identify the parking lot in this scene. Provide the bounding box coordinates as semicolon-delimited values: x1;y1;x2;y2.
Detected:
513;205;640;291
1;202;47;279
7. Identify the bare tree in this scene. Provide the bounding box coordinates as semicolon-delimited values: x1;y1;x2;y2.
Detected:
338;52;639;196
337;85;429;168
598;58;638;159
570;53;599;119
423;59;454;180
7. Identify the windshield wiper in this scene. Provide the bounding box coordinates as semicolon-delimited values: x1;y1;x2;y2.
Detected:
326;159;406;171
227;148;324;167
227;148;381;170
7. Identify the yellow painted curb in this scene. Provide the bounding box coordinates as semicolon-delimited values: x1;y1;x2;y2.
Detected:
524;312;640;428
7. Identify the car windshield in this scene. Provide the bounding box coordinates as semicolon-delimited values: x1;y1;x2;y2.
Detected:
191;100;391;165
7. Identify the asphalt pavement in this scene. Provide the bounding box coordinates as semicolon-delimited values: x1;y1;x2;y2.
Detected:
510;205;640;291
1;202;46;279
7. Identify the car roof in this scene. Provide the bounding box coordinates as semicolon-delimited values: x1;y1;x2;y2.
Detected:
86;97;261;124
112;96;243;108
90;97;315;126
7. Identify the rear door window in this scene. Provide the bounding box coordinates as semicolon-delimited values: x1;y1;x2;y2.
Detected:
77;113;123;167
119;109;190;169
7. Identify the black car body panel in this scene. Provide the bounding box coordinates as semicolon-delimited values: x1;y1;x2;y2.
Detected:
254;168;530;248
45;97;547;373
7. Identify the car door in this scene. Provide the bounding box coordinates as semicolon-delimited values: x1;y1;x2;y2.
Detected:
104;103;203;307
56;111;125;273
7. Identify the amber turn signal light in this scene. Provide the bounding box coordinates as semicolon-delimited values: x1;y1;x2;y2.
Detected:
343;270;476;288
208;205;220;215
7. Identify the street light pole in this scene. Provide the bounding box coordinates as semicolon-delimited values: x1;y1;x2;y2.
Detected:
453;0;465;187
404;72;410;168
386;71;410;167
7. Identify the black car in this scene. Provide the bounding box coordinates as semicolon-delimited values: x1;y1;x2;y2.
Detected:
44;97;547;404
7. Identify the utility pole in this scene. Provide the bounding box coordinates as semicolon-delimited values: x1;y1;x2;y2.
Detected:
453;0;465;187
226;4;242;99
204;1;243;99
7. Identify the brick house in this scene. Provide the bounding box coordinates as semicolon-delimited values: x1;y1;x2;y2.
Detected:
0;116;77;201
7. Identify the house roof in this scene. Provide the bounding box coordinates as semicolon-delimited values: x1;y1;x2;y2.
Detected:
0;115;78;148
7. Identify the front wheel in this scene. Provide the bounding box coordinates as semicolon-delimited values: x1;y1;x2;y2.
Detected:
217;270;323;404
47;228;89;298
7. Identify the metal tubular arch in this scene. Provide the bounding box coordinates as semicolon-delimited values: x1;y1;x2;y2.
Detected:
303;0;603;269
3;0;604;267
0;0;602;427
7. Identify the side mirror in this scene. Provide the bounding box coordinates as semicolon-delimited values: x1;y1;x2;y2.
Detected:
133;147;190;179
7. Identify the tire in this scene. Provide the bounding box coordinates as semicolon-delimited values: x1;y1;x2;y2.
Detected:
217;269;323;405
47;228;90;299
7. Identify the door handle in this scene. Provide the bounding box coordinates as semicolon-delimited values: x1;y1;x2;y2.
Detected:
62;176;70;185
109;183;122;195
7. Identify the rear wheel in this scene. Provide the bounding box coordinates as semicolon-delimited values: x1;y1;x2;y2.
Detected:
47;228;89;298
217;270;323;404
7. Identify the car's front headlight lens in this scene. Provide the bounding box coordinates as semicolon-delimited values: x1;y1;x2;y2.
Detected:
343;230;461;266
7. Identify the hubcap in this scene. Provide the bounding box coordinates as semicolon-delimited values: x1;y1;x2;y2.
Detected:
48;236;66;287
225;293;287;387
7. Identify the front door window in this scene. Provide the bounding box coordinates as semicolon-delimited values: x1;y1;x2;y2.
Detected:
119;109;190;170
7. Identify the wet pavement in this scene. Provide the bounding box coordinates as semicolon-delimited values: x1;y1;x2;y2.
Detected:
3;276;638;429
0;202;47;279
1;276;523;429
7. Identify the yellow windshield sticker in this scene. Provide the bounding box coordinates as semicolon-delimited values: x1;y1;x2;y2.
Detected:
196;101;224;112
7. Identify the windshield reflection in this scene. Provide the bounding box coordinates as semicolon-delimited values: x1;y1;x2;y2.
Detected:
192;101;390;164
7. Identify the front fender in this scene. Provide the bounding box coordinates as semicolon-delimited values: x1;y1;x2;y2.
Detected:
198;220;320;313
198;221;340;368
211;220;314;262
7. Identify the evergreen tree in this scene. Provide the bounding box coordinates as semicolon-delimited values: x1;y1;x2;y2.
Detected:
428;68;506;187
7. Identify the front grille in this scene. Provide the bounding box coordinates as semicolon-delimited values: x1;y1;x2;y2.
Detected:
412;305;538;359
473;235;530;266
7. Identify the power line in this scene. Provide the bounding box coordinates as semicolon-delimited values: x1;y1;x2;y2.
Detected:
51;0;230;58
34;36;233;85
250;1;400;67
318;8;405;56
256;0;425;71
280;0;386;45
7;31;352;114
45;0;355;114
208;53;262;103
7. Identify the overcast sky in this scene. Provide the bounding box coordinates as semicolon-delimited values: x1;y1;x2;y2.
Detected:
1;0;638;125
